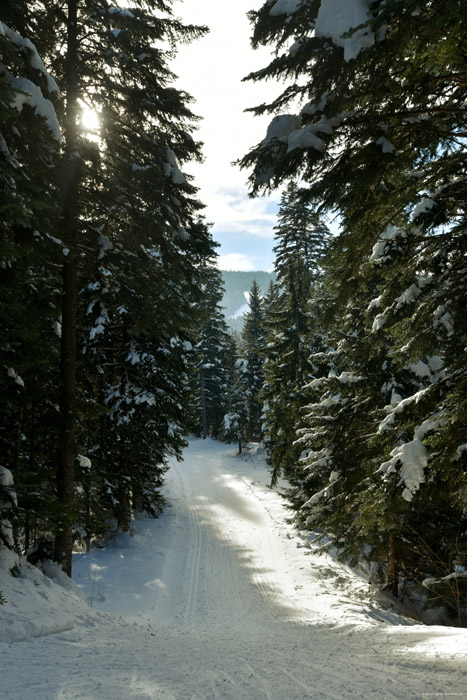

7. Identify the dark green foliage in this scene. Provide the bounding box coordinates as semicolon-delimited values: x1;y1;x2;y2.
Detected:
0;15;62;553
1;4;218;568
243;0;466;615
273;182;330;284
260;185;331;485
192;266;232;440
238;280;265;441
222;336;250;453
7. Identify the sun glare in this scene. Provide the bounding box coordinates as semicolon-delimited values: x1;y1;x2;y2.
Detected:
80;107;100;132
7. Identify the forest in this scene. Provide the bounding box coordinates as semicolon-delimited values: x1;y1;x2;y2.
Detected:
220;270;274;333
0;0;465;625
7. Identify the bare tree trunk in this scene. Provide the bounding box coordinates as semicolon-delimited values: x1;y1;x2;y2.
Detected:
55;254;78;575
201;372;208;439
117;445;130;532
388;533;399;597
117;487;131;533
132;484;144;513
55;0;80;576
83;470;92;553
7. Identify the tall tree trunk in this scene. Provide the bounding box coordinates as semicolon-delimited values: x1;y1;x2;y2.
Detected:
117;486;131;533
388;532;400;597
201;372;208;439
132;484;144;513
117;444;130;532
55;0;80;576
56;256;78;574
25;398;37;551
83;470;92;553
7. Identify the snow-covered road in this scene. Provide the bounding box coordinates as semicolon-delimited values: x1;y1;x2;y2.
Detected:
1;439;466;699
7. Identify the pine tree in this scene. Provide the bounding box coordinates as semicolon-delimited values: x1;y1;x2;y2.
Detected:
0;467;17;551
258;279;281;459
222;336;249;453
242;0;466;607
50;1;212;571
273;182;330;283
260;185;330;485
193;266;232;440
239;280;265;441
0;15;62;557
2;3;216;572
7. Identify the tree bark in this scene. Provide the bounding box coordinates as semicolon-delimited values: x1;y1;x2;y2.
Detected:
55;253;78;575
117;486;131;533
55;0;80;576
201;372;208;439
117;445;130;532
132;484;144;513
388;532;400;597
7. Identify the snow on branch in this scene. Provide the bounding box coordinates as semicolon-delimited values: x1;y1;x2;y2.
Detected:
9;78;61;142
315;0;375;62
378;387;429;433
378;415;443;502
269;0;303;17
306;371;365;390
164;148;187;185
1;22;61;142
0;22;60;97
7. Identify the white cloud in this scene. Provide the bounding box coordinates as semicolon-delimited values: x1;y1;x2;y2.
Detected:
216;253;258;271
213;218;275;239
207;187;279;239
174;1;279;266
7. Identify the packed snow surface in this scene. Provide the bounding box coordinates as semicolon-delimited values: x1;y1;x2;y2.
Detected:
1;439;466;699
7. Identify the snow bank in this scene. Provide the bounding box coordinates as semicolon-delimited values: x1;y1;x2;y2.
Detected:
0;551;102;643
1;440;466;700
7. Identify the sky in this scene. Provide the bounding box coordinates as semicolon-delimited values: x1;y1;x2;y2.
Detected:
173;0;281;272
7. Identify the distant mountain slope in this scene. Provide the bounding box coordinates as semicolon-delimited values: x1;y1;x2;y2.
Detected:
220;270;275;332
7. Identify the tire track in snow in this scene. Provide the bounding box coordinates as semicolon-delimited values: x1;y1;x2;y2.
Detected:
3;440;467;700
171;460;203;625
170;455;279;628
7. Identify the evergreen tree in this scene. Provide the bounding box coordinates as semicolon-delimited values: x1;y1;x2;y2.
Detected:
242;0;466;608
261;185;330;484
222;336;249;454
239;280;265;441
258;279;281;459
0;467;17;552
193;266;231;440
44;0;211;573
274;182;330;283
0;16;62;556
2;3;216;573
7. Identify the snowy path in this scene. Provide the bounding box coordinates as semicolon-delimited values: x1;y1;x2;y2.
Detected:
1;439;466;699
